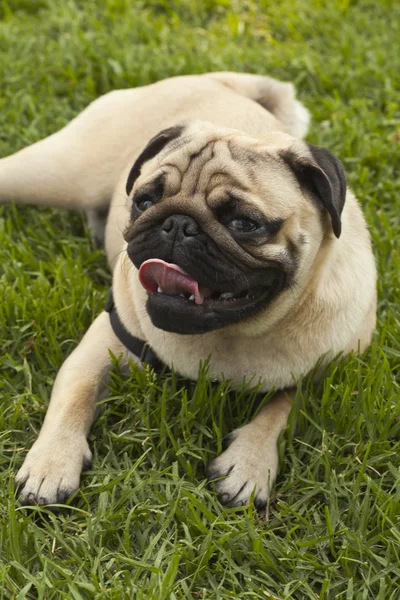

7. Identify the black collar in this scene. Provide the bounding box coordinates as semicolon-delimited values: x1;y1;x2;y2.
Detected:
105;289;165;372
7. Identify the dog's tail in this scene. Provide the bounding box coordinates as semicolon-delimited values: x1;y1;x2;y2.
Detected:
208;72;310;139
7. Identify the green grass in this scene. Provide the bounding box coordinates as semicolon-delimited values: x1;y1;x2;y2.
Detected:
0;0;399;598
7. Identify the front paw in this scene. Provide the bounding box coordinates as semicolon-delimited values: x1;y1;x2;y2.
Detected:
15;435;92;506
207;426;279;509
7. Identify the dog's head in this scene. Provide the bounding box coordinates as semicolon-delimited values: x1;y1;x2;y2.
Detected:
124;121;346;335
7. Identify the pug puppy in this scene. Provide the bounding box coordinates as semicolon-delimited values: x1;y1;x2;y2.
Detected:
0;72;376;508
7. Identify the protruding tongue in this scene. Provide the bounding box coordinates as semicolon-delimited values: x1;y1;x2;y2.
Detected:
139;259;211;305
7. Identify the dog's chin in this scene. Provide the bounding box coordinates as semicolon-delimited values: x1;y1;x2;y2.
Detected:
145;272;286;335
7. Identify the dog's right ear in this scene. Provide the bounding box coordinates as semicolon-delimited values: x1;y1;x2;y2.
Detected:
126;125;184;195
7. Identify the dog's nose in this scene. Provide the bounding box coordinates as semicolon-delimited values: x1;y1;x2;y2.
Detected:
161;215;200;239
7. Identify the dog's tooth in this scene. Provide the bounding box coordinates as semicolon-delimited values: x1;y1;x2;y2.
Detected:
220;292;235;300
188;294;195;301
157;287;163;293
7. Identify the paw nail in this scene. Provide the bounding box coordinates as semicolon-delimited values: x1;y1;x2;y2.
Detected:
82;456;92;471
254;498;267;510
222;433;237;449
219;493;231;504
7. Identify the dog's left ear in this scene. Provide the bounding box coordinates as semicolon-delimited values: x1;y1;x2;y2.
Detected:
280;143;347;238
126;125;184;196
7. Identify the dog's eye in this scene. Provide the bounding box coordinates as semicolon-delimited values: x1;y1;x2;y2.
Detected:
227;218;259;233
135;194;154;212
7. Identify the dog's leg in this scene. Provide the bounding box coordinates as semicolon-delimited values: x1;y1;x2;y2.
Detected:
207;389;294;508
15;311;130;505
0;90;142;210
86;206;109;248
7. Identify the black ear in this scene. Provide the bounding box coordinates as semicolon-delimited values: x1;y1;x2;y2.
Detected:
126;125;184;196
280;143;347;238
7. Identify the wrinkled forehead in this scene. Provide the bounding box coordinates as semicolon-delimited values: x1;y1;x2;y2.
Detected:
137;128;303;220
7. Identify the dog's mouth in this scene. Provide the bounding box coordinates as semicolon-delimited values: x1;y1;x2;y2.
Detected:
137;257;285;334
139;259;266;308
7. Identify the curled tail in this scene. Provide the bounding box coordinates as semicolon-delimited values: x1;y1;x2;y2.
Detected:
208;71;310;139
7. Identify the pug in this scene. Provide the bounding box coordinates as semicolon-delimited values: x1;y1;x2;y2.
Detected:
0;72;376;508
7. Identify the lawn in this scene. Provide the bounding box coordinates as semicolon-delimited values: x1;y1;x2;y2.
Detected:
0;0;399;598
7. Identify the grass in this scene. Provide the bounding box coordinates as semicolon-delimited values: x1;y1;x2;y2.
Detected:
0;0;399;597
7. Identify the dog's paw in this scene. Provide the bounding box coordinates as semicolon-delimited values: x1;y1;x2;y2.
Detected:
207;425;279;509
15;435;92;506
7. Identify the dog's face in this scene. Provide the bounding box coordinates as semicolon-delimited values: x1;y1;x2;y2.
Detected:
124;121;346;335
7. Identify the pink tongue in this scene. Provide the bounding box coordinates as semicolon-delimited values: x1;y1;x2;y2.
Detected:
139;259;211;305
